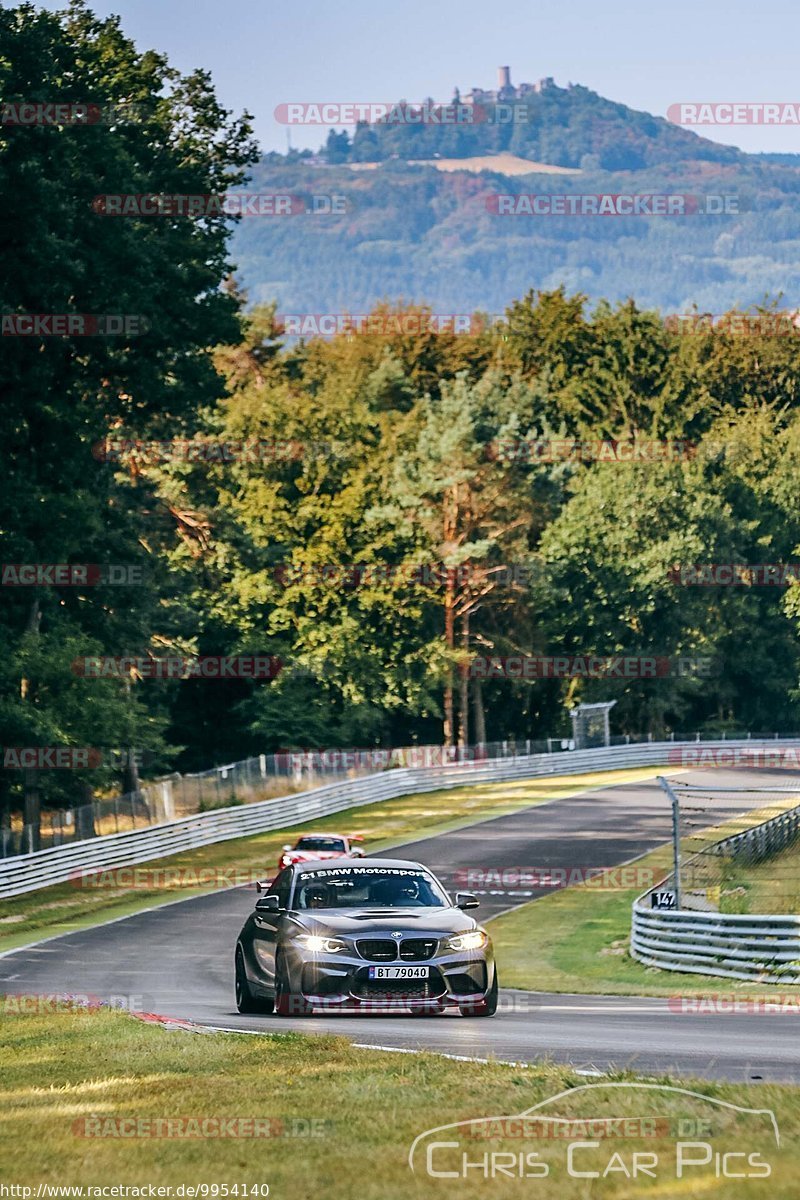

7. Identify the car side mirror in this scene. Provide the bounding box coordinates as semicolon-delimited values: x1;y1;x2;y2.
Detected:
455;892;480;910
256;895;280;913
282;844;293;852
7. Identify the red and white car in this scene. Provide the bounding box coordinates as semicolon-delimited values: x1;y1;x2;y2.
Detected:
276;833;365;871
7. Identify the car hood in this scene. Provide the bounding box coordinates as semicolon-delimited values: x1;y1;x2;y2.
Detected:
291;907;479;937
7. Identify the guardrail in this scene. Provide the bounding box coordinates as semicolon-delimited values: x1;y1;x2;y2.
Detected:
7;729;795;857
631;798;800;984
631;908;800;985
3;737;800;902
2;737;581;857
0;739;689;900
710;803;800;864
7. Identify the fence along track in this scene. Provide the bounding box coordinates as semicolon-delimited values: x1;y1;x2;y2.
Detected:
4;738;800;903
632;793;800;984
1;741;681;898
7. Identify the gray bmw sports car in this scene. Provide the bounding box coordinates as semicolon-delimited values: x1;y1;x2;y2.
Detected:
234;857;498;1017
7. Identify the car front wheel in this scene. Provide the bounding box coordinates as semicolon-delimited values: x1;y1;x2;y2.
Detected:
459;970;498;1018
274;951;313;1017
235;948;274;1014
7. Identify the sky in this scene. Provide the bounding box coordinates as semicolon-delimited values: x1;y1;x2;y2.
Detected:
38;0;800;157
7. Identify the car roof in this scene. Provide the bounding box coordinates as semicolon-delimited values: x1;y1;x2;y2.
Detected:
294;832;347;839
293;856;426;874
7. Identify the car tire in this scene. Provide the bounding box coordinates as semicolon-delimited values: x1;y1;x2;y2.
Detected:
235;948;274;1014
459;970;498;1018
274;951;313;1017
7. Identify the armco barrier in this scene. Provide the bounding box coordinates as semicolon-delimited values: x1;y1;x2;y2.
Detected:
631;908;800;985
710;802;800;863
632;797;800;984
3;738;800;901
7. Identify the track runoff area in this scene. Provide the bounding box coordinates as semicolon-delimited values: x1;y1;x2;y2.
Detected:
3;760;800;1081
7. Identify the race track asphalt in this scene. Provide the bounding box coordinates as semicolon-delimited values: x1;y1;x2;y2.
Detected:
2;767;799;1082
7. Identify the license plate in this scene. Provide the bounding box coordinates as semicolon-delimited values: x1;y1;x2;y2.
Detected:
368;965;429;980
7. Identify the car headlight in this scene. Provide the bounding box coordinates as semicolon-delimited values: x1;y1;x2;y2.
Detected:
446;930;488;952
296;934;347;954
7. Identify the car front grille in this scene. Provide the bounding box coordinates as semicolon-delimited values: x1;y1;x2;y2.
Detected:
356;939;397;962
399;938;438;961
357;937;440;962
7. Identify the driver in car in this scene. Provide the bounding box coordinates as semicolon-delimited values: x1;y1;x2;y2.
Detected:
304;884;330;909
399;878;421;904
369;876;421;906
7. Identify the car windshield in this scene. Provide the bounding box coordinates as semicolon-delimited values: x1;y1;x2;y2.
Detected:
294;867;447;910
294;836;346;852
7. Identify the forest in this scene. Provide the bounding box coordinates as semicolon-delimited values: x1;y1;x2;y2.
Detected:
3;4;800;826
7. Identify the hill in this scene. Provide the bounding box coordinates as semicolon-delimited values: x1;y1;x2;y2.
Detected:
231;80;800;316
336;81;745;171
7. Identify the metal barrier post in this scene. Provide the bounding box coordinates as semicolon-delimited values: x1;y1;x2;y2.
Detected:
657;775;682;910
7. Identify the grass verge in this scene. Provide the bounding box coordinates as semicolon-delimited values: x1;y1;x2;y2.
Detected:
490;799;800;999
0;1008;796;1197
715;838;800;915
0;765;665;955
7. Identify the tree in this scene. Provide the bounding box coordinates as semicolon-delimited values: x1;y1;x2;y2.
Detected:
325;129;350;164
371;371;539;745
0;1;257;837
537;421;800;733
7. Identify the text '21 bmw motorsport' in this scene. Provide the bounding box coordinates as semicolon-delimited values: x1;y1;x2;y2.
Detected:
235;858;498;1016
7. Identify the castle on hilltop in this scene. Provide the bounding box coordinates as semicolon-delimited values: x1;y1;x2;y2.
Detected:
459;67;557;106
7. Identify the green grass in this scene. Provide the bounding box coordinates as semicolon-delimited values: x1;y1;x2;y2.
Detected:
0;765;666;955
0;1008;797;1198
490;801;800;999
714;838;800;916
